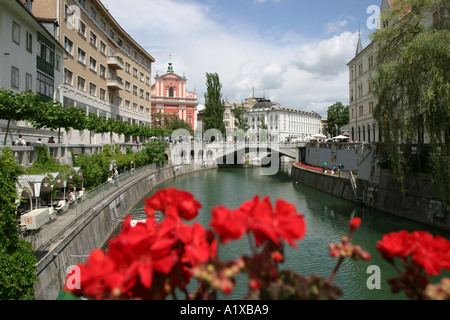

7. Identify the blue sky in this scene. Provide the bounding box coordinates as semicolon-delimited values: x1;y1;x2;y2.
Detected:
101;0;383;117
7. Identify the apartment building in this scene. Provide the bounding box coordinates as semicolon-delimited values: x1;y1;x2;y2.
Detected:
31;0;155;144
347;34;379;143
0;0;64;145
347;0;447;143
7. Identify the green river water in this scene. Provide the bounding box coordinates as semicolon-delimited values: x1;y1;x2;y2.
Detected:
128;164;450;300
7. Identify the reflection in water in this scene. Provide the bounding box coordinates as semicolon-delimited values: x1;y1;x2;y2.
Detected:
130;164;450;300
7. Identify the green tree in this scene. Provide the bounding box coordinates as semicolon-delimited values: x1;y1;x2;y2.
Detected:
0;148;37;299
370;0;450;208
143;140;167;165
326;102;349;137
0;90;41;145
31;102;86;143
233;103;249;132
203;72;226;139
73;152;110;190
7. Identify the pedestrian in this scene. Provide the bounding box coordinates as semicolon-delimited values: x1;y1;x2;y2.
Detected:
48;136;55;143
37;138;43;144
15;135;26;146
112;166;119;179
323;162;328;174
66;189;75;204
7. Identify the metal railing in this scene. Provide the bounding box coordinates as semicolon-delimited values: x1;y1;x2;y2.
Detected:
19;162;161;254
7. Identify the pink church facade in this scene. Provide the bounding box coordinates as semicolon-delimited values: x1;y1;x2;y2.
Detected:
151;61;198;131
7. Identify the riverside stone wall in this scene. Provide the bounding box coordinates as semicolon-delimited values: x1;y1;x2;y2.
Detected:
34;163;217;300
291;165;449;232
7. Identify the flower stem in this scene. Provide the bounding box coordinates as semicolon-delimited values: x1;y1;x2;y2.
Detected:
328;257;344;284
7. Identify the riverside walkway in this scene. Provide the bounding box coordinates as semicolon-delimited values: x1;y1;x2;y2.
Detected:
20;163;160;260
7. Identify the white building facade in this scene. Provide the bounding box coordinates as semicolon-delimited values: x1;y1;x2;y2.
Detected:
0;0;64;145
244;100;322;143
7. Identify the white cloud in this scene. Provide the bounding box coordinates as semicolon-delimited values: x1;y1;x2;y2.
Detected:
325;19;348;34
291;31;359;77
101;0;357;117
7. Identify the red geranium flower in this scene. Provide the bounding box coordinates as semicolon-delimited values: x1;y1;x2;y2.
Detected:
376;230;417;263
376;230;450;277
144;187;202;221
349;217;362;233
210;205;248;244
178;223;213;266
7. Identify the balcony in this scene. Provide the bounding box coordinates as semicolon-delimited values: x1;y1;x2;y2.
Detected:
107;76;123;91
107;55;124;70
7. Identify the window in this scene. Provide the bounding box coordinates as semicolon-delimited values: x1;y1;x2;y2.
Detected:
100;41;106;55
117;96;122;107
64;68;73;85
125;81;131;92
89;57;97;72
109;28;115;40
26;73;32;90
369;102;374;114
12;21;20;45
38;33;55;67
26;32;33;52
108;92;114;103
133;50;138;60
125;63;131;73
359;106;363;117
140;89;144;98
368;56;374;69
99;65;106;78
89;31;97;47
78;0;86;9
89;83;97;96
146;92;150;101
133;103;137;111
78;20;86;37
64;36;73;55
117;37;123;47
125;44;131;55
125;100;130;109
90;6;97;21
100;88;106;101
11;67;19;89
146;76;150;85
77;76;86;92
100;19;106;31
133;68;138;78
36;72;54;99
133;85;137;95
140;72;145;82
169;87;174;97
78;47;86;64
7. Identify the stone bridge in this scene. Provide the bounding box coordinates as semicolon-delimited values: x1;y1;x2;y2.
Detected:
166;142;300;167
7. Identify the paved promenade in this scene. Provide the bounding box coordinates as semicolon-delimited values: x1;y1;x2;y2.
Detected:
20;164;159;259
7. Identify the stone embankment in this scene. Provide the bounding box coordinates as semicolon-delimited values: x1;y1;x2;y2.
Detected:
34;163;217;300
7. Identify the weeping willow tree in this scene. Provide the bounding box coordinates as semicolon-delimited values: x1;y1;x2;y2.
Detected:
371;0;449;210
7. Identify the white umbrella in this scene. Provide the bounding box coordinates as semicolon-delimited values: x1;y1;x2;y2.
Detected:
331;135;349;140
312;134;327;139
